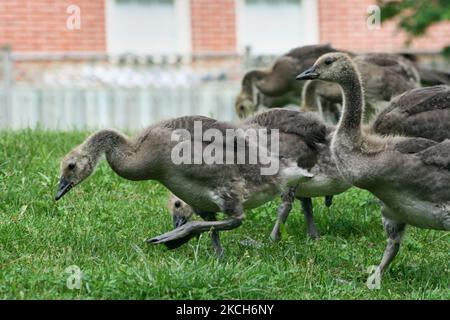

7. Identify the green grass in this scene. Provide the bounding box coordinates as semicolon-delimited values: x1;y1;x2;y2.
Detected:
0;130;448;299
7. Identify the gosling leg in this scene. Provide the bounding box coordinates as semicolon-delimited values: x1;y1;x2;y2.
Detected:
196;210;224;259
300;197;320;239
324;195;333;207
148;200;245;250
367;214;406;289
270;186;297;241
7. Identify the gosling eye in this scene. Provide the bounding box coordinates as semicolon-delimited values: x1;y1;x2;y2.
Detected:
174;201;181;208
324;58;334;66
68;163;76;170
239;105;245;111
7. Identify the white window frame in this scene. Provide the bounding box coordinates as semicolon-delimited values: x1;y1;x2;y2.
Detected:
105;0;191;58
235;0;320;55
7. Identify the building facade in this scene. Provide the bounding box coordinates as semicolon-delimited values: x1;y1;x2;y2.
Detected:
0;0;449;56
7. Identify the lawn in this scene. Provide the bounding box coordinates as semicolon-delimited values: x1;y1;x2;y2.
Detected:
0;130;448;299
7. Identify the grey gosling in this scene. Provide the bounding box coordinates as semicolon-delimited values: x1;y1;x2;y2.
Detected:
168;192;194;228
167;192;223;257
271;85;450;243
167;110;342;241
296;52;450;286
55;115;315;252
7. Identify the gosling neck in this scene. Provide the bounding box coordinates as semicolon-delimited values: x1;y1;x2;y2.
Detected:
83;129;127;159
335;74;364;141
300;80;320;112
242;70;267;99
82;129;159;181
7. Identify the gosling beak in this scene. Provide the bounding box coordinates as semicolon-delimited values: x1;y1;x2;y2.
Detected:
172;215;188;229
55;177;73;201
296;66;319;81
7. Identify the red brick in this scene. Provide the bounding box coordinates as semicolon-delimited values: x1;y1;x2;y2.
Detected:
318;0;450;52
191;0;236;53
0;0;105;52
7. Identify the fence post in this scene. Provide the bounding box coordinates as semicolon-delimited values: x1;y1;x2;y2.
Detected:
243;45;252;72
1;45;12;129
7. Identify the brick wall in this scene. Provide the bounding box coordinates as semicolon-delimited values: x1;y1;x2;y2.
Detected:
0;0;105;52
190;0;237;54
0;0;448;55
318;0;450;52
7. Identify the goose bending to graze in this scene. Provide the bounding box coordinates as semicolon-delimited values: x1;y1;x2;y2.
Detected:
296;52;450;286
55;115;316;252
167;192;224;257
168;192;194;228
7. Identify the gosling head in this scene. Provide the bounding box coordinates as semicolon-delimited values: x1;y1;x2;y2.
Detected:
235;95;256;120
55;147;96;201
167;193;194;228
296;53;357;84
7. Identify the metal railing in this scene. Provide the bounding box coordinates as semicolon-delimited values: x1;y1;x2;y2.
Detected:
0;47;243;130
1;46;448;130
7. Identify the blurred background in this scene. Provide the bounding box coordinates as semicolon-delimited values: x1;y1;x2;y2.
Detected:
0;0;449;130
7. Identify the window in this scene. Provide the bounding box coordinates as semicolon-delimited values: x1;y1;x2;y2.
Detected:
237;0;319;55
106;0;190;55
